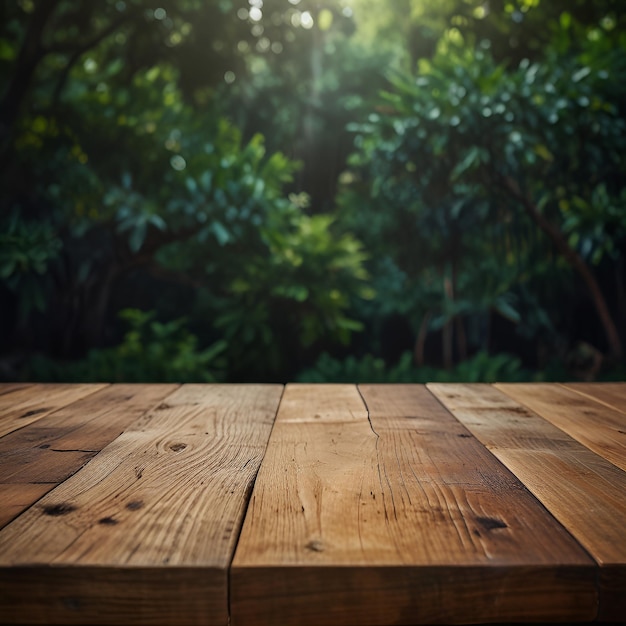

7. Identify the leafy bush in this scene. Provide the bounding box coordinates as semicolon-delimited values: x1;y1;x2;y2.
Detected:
0;216;62;315
3;3;625;382
338;36;626;364
297;351;534;383
1;57;371;379
25;309;226;383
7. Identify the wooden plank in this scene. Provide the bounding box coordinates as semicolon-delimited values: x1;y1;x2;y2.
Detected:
231;384;595;626
564;382;626;415
0;384;177;529
0;483;51;528
2;568;221;626
429;382;626;621
0;382;33;396
0;384;282;626
0;383;107;438
496;382;626;472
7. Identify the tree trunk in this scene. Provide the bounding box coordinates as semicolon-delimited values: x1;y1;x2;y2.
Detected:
615;258;626;332
456;315;468;362
0;2;60;163
503;176;623;360
414;310;432;367
443;275;454;369
450;238;467;362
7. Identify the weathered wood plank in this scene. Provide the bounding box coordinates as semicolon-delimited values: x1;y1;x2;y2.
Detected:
0;382;33;396
564;382;626;415
0;483;51;528
496;382;626;472
429;382;626;621
231;384;595;626
0;384;282;626
0;384;177;529
2;568;219;626
0;383;107;437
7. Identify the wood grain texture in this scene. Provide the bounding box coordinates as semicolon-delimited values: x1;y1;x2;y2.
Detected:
231;384;595;626
0;382;33;396
564;382;626;415
0;483;52;528
0;384;282;626
496;382;626;471
0;384;176;529
429;382;626;621
0;383;107;437
0;568;219;626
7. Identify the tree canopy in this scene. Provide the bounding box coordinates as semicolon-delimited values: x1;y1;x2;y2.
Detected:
1;0;625;382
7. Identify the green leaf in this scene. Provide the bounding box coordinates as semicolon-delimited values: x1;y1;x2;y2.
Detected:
211;221;231;245
186;177;197;193
200;171;213;192
450;147;481;181
128;222;147;252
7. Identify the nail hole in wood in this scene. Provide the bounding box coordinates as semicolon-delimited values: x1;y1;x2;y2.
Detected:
476;516;508;531
305;540;324;552
43;503;76;516
21;408;47;418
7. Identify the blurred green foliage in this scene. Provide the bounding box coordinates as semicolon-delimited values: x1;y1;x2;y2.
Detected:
26;309;227;382
340;32;626;371
1;0;625;382
0;215;62;315
298;351;533;384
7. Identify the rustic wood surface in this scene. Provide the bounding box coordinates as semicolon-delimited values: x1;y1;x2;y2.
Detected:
496;382;626;471
0;382;624;626
429;382;626;621
0;384;282;625
564;382;626;414
0;384;177;529
0;382;107;438
231;384;596;626
0;382;33;396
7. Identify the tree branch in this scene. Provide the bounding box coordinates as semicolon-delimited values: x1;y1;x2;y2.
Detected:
502;175;623;360
0;2;61;160
50;15;131;106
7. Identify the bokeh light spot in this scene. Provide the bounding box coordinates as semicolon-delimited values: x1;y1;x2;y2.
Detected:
301;11;314;29
257;37;270;52
170;155;186;171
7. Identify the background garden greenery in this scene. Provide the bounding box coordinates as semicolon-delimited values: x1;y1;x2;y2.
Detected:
1;0;625;382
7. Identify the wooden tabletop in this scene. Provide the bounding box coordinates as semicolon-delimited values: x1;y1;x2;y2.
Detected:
0;382;624;626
